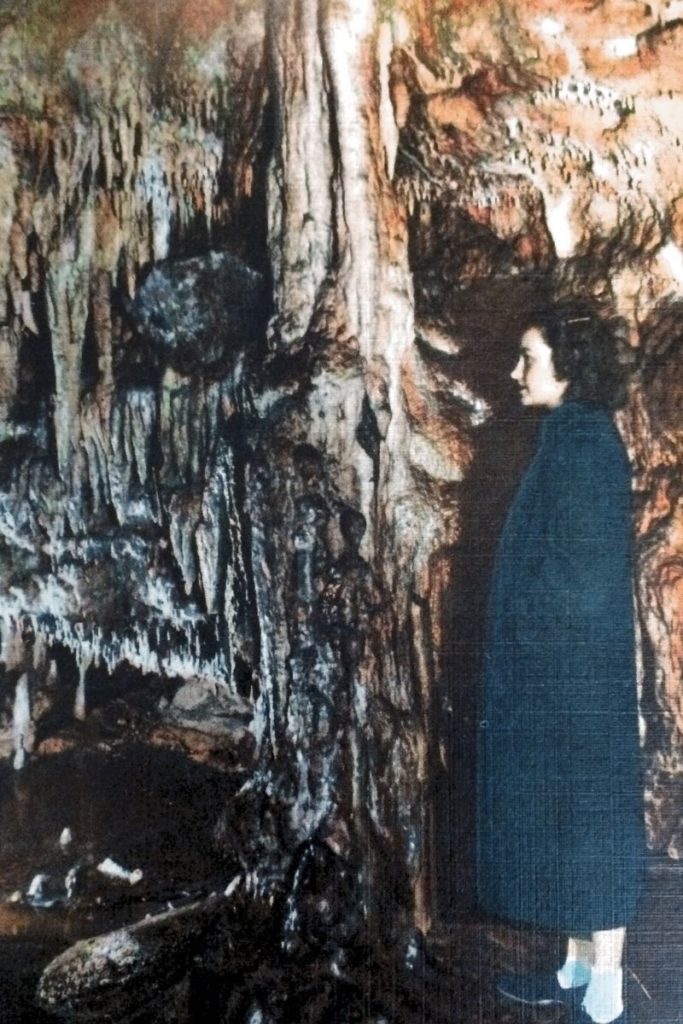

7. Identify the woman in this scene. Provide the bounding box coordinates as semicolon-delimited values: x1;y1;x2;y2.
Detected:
476;301;645;1024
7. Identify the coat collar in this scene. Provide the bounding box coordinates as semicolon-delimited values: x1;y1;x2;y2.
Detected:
539;400;607;443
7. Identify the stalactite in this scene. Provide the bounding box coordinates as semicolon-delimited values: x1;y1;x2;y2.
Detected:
124;387;156;491
169;493;201;597
0;325;18;431
266;0;335;346
47;213;95;476
81;399;112;518
221;444;251;683
0;135;19;325
160;369;196;488
196;510;222;618
248;469;290;760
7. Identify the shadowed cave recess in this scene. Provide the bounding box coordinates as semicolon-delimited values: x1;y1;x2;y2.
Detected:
0;1;682;1021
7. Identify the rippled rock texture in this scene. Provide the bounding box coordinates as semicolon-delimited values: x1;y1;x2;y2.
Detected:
0;0;681;965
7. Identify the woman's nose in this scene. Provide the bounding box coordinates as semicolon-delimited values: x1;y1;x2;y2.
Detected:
511;358;522;381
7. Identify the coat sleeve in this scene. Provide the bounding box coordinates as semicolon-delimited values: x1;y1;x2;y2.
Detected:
515;425;634;635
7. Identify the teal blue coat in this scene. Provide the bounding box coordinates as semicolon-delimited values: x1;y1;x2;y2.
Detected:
476;401;646;932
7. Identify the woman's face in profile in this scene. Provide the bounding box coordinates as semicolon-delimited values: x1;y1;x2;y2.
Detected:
511;327;569;409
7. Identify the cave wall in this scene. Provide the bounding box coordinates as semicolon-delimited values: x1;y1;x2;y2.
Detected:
0;0;267;715
388;0;683;862
0;0;681;932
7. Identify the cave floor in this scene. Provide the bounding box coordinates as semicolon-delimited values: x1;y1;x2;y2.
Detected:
0;737;241;1024
0;726;678;1024
2;860;680;1023
430;858;682;1024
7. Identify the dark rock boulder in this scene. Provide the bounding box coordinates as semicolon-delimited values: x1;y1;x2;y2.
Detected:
36;895;228;1022
127;251;267;372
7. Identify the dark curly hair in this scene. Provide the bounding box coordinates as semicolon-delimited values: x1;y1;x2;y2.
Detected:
525;299;628;410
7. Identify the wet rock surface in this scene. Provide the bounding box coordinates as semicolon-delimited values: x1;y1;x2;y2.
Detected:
32;837;471;1024
37;896;228;1021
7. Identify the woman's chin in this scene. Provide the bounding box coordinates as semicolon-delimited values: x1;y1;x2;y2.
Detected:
519;391;553;409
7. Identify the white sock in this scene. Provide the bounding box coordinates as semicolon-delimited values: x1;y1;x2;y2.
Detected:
556;956;591;989
582;968;624;1023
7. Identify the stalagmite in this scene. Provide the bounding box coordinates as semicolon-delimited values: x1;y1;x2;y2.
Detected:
12;672;34;770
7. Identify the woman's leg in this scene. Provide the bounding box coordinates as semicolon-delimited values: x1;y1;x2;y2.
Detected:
557;934;593;988
582;927;626;1022
593;926;626;970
